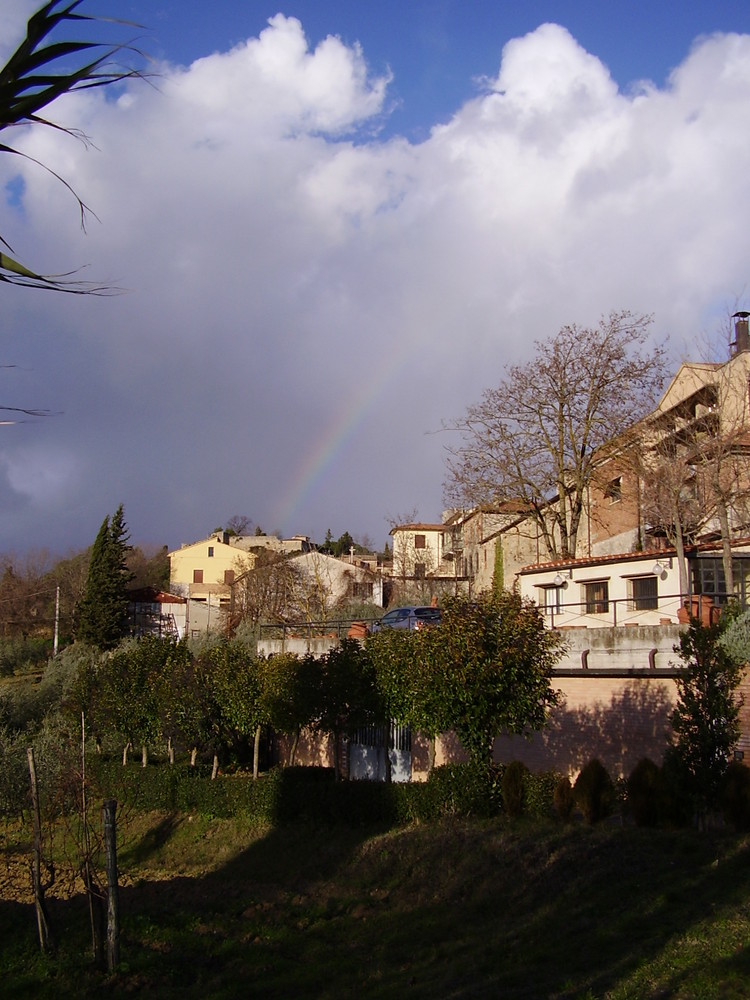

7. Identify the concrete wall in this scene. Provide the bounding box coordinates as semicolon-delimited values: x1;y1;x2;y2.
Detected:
259;635;341;659
555;624;682;671
260;624;682;672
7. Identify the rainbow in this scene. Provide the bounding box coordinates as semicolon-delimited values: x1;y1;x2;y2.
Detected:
275;351;411;532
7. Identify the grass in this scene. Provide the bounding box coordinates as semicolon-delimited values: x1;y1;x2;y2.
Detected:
1;811;749;998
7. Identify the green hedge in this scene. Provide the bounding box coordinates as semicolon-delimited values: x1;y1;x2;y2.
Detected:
85;759;562;826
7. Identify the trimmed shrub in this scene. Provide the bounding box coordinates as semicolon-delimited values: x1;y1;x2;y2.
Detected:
553;775;575;822
86;759;436;827
626;757;663;827
502;761;529;817
574;758;614;824
720;760;750;832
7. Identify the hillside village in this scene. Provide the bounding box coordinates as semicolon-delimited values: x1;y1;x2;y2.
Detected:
142;317;750;780
163;315;750;634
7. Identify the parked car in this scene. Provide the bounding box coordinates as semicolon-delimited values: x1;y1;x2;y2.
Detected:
369;605;441;633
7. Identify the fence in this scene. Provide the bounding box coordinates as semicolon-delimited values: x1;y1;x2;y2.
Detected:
543;591;723;629
257;617;378;643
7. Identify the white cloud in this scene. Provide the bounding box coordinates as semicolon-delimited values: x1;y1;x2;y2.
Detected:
1;18;750;553
168;14;390;136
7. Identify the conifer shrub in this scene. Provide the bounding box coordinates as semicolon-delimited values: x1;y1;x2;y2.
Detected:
574;758;614;824
501;760;528;817
659;746;695;828
626;757;663;827
553;774;575;821
720;760;750;832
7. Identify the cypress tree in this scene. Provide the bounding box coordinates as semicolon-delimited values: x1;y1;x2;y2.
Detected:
77;505;133;649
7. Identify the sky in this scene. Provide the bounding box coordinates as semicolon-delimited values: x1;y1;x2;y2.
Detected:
2;0;750;558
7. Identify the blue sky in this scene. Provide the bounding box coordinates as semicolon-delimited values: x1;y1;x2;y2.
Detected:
122;0;750;138
1;0;750;558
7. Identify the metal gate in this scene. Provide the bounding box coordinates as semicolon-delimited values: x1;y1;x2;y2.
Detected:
349;722;412;782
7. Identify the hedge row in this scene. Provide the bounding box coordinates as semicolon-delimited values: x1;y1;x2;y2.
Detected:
88;760;565;826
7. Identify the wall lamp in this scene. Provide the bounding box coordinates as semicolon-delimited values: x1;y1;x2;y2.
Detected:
553;568;573;587
651;557;673;578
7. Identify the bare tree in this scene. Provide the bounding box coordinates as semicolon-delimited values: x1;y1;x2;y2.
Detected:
637;448;708;596
225;515;252;537
444;311;668;561
227;552;301;630
619;313;750;600
286;552;343;623
385;508;422;587
0;549;57;639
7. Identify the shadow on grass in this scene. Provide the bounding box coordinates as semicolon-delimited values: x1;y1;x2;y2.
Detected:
118;811;183;867
2;807;750;999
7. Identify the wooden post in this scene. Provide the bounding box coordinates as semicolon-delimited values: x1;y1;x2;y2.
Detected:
26;747;53;953
102;799;120;971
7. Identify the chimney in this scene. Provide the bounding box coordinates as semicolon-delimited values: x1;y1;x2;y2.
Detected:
732;311;750;355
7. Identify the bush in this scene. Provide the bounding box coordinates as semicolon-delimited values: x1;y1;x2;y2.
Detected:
0;637;51;677
626;757;663;827
86;760;432;826
574;759;614;824
501;761;528;817
419;763;501;820
553;775;575;822
524;771;560;820
720;760;750;832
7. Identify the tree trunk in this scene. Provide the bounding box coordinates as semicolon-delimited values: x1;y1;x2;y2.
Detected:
333;729;341;781
83;860;104;966
102;800;120;972
427;736;436;776
122;742;131;767
718;501;735;597
211;754;219;780
141;745;148;768
27;747;53;954
190;747;198;767
288;729;300;767
384;746;392;784
674;520;689;602
167;736;175;765
253;725;261;779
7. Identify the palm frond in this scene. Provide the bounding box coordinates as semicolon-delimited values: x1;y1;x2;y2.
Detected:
0;1;147;291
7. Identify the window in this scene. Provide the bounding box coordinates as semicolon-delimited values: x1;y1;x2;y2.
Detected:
692;557;750;606
352;581;373;599
629;575;658;611
541;586;563;616
208;546;214;557
193;569;203;584
414;562;426;579
604;477;622;504
414;534;426;549
584;580;609;614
